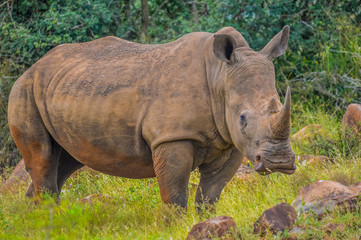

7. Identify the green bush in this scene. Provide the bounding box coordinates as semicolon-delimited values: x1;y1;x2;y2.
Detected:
0;62;20;169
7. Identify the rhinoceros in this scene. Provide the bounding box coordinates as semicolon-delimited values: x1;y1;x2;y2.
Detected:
8;26;296;209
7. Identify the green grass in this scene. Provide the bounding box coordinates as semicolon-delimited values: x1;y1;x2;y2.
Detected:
1;157;361;239
1;107;361;239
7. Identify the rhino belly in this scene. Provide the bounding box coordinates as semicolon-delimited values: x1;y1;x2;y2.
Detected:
42;88;155;178
59;133;155;178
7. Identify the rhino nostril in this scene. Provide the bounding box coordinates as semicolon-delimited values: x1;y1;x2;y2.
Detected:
255;161;263;171
256;154;261;162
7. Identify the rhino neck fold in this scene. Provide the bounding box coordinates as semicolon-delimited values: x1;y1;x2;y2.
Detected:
204;38;233;146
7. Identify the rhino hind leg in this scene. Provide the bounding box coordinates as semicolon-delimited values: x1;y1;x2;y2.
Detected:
24;147;83;197
152;141;194;208
10;125;62;198
56;149;84;192
8;77;61;198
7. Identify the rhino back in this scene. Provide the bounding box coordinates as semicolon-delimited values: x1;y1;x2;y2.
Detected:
27;33;218;176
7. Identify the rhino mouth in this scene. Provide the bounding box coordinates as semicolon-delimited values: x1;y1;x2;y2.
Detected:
254;161;296;175
272;168;296;175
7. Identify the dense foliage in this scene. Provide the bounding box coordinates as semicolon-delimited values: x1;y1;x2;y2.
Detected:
0;1;360;166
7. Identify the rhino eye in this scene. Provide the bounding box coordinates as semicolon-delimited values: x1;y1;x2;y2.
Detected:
240;114;247;134
240;114;246;123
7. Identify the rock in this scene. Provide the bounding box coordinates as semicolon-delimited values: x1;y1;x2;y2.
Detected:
287;226;304;240
1;159;30;192
253;202;297;235
186;216;238;240
291;124;324;142
80;194;112;204
296;155;334;166
235;164;255;180
349;181;361;194
342;104;361;133
292;180;361;216
288;226;303;235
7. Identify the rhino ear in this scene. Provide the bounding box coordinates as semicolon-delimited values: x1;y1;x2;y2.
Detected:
260;25;290;60
213;34;237;64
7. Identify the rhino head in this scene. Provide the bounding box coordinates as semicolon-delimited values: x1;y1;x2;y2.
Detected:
213;26;296;175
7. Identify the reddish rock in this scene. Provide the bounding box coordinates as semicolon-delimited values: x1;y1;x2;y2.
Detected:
254;202;297;235
292;180;361;216
349;181;361;194
235;164;254;180
342;104;361;133
1;159;30;192
187;216;238;240
80;194;112;204
296;155;334;166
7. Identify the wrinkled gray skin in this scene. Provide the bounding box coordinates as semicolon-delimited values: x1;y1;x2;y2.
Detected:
8;26;295;210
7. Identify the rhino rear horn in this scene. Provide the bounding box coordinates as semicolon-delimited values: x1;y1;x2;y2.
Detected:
268;97;279;114
271;86;291;138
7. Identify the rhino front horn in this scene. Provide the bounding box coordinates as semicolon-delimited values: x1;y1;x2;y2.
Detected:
271;86;291;138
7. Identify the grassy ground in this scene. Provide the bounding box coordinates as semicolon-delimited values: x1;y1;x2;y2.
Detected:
1;107;361;239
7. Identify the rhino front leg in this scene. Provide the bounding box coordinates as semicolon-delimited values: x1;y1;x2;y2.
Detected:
195;148;242;212
152;141;194;208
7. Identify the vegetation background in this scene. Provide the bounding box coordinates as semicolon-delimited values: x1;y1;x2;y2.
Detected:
0;0;361;239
